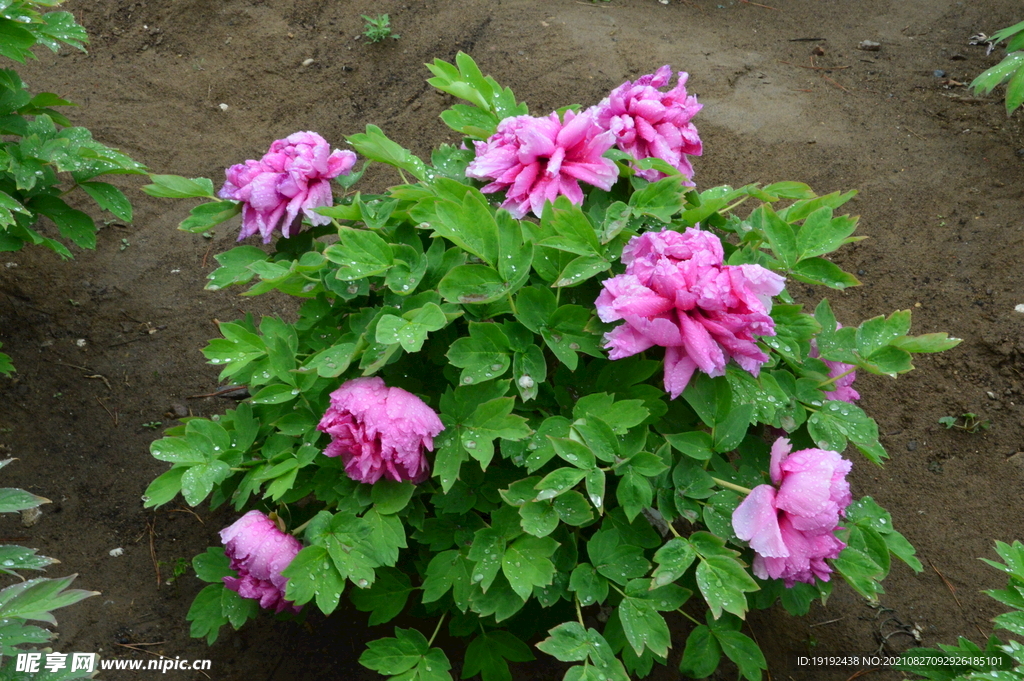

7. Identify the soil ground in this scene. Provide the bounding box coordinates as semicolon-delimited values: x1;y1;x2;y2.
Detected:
2;0;1024;679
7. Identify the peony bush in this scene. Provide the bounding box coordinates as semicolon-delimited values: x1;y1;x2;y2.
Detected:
142;53;961;680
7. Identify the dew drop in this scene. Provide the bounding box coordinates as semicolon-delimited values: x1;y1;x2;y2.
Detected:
473;573;484;582
465;440;477;449
463;376;474;384
357;579;369;588
490;363;503;371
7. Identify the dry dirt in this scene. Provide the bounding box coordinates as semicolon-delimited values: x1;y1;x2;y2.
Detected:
2;0;1024;679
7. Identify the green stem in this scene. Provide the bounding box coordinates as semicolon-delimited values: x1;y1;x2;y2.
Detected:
575;598;585;626
506;292;518;316
676;607;702;626
427;612;447;647
720;195;750;214
818;366;857;389
711;476;753;495
667;523;681;539
290;517;313;536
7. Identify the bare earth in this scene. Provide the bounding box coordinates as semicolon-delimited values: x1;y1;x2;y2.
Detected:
2;0;1023;679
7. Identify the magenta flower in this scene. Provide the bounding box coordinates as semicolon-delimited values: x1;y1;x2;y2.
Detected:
218;131;357;243
810;326;860;403
465;109;618;219
220;510;302;613
595;228;785;399
317;377;443;485
594;65;702;182
732;438;853;586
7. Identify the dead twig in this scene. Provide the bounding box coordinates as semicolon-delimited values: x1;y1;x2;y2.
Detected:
169;506;204;525
86;374;112;391
846;670;885;681
740;0;778;9
789;37;826;42
109;336;149;348
114;643;167;657
96;397;118;426
929;559;963;609
147;518;161;588
903;126;926;140
201;240;215;269
187;385;249;400
821;75;851;92
809;616;845;627
780;60;850;71
55;361;92;372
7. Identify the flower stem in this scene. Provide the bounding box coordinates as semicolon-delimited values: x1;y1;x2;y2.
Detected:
711;476;753;495
506;292;518;316
575;597;585;626
818;366;857;388
290;517;313;536
427;612;447;647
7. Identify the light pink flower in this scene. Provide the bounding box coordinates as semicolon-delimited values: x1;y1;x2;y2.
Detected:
317;377;443;484
219;131;357;243
465;110;618;219
809;325;860;403
732;438;853;586
220;510;302;613
594;65;702;182
595;228;785;399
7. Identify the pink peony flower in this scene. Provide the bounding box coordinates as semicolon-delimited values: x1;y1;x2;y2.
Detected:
594;65;702;183
732;438;853;586
595;228;785;399
317;377;443;485
220;510;302;613
465;109;618;219
218;131;357;243
809;326;860;403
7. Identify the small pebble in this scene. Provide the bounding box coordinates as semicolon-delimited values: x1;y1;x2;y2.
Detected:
933;69;946;78
109;547;124;557
21;507;42;527
218;103;229;111
858;40;881;51
987;390;998;399
75;338;87;348
301;58;314;67
1015;304;1024;313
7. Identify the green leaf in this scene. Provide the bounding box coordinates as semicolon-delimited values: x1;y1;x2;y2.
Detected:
350;567;414;625
679;625;721;679
461;631;534;681
29;195;95;249
569;563;609;607
186;584;230;644
501;535;558;600
447;322;511;384
179;200;241;233
715;629;767;681
534;467;587;501
376;303;447;352
438;264;508;305
180;460;231;506
652;537;697;587
553;254;610;288
833;545;885;601
206;245;268;290
691;532;759;619
619;596;671;657
421;549;473;610
665;431;714;461
141;174;216;198
282;545;346;613
0;487;48;513
372;480;416;514
519;500;559;537
79;181;132;222
0;545;55;576
535;622;592;662
347;125;428;181
325;228;394;280
616;469;653;522
588;531;650;586
752;205;798;268
0;21;36;62
791;257;860;289
364;508;407;566
192;547;232;583
629;175;686;222
0;574;97;625
888;332;961;353
142;466;186;508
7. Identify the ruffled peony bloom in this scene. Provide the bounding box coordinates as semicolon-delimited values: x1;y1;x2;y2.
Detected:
465;109;618;219
219;131;357;243
732;438;853;586
220;510;302;613
317;377;443;484
595;228;785;399
810;326;860;403
594;65;702;182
